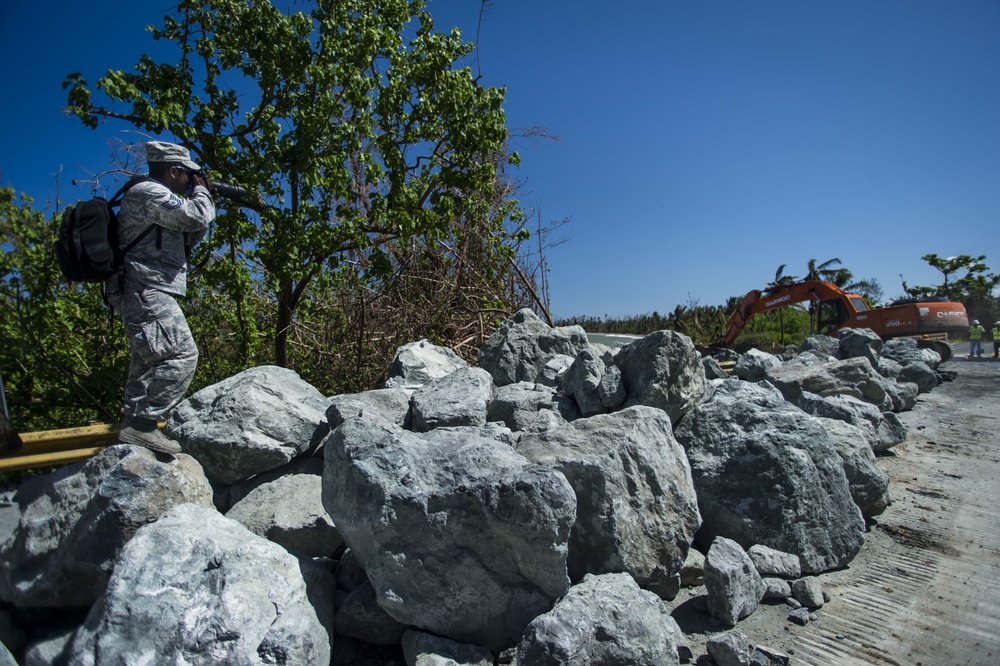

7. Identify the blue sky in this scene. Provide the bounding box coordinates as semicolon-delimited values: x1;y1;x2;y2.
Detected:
1;1;998;320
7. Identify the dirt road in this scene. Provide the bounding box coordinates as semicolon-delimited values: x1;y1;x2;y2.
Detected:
674;355;1000;665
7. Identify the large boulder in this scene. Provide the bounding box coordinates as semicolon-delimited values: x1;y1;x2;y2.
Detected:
63;504;333;665
705;537;767;627
402;630;494;666
322;415;575;650
166;365;330;485
517;573;680;666
478;309;590;387
703;537;765;626
334;579;410;645
410;366;494;432
615;330;706;425
882;378;920;412
226;472;343;557
765;356;893;411
819;419;890;517
795;391;907;453
899;361;938;394
732;348;782;382
487;381;580;433
674;380;865;573
0;445;212;608
797;335;840;359
327;388;413;430
881;338;941;369
517;406;701;598
837;327;883;366
385;339;468;390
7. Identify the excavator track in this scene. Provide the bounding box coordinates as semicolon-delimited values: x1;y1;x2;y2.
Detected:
916;338;953;362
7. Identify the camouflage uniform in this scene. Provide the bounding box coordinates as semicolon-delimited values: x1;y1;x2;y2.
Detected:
106;177;215;428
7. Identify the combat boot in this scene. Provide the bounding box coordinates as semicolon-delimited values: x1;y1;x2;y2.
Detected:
119;423;182;455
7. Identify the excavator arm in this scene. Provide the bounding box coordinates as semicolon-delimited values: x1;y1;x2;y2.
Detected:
721;280;850;347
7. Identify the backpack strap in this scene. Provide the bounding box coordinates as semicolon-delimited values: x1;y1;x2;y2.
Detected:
106;176;159;322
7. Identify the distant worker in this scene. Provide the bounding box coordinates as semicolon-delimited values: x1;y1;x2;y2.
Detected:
968;320;985;358
106;141;216;454
993;322;1000;359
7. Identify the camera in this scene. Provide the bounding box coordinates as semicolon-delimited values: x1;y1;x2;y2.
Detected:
213;181;251;201
192;170;259;207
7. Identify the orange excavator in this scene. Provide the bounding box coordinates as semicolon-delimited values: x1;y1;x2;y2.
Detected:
721;280;968;361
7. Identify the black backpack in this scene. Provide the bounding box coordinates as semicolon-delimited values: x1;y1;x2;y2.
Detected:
55;177;154;283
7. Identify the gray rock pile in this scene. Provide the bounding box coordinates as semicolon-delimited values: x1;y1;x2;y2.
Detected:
0;312;942;665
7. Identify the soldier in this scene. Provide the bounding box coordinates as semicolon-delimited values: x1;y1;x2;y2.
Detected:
106;141;216;454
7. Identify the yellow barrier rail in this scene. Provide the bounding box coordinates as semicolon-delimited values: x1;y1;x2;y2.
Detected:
0;424;121;473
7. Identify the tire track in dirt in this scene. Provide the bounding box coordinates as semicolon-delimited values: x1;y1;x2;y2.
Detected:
785;360;1000;665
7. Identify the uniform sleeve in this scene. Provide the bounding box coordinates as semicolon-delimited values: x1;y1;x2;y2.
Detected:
144;184;216;233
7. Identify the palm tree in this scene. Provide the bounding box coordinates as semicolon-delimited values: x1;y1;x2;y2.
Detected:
806;257;848;283
768;264;799;291
805;258;851;332
768;265;799;343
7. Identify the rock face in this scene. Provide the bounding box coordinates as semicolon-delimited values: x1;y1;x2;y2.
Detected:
226;472;343;557
732;348;782;382
402;630;494;666
881;337;941;369
478;308;589;386
385;338;468;390
819;418;890;517
410;366;494;432
615;330;706;425
63;504;334;665
766;356;893;411
517;406;701;598
796;392;907;453
0;445;212;608
838;327;883;366
674;380;865;573
899;361;937;394
703;537;765;626
321;414;576;650
166;365;331;485
487;382;580;433
517;573;680;666
327;388;413;430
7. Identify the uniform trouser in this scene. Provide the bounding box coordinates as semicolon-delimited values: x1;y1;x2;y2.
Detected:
106;277;198;427
970;339;983;355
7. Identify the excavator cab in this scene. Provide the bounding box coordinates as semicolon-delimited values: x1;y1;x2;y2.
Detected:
817;299;850;335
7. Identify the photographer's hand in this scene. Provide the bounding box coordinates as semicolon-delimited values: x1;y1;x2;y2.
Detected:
191;170;214;193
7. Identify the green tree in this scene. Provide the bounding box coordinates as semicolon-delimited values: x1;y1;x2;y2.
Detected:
805;257;849;285
0;188;129;430
64;0;521;369
906;254;996;299
903;254;999;327
844;277;883;305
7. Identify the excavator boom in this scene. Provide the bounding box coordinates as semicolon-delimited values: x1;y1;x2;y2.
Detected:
721;280;968;348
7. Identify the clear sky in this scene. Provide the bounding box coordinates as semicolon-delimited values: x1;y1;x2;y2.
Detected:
2;1;998;320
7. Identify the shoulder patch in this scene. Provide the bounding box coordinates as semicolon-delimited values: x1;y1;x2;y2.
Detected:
160;194;183;210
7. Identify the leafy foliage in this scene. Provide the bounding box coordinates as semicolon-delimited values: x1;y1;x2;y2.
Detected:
0;188;129;430
902;254;999;331
60;0;536;395
66;0;517;365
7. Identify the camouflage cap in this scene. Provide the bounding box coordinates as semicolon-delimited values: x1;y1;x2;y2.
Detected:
145;141;201;171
